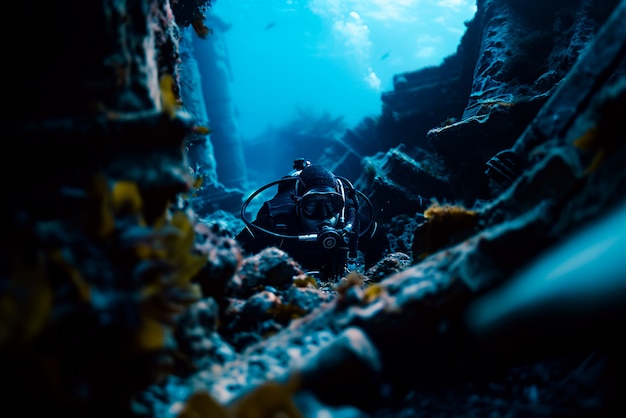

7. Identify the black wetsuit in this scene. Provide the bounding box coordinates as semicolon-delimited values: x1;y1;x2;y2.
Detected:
236;181;389;280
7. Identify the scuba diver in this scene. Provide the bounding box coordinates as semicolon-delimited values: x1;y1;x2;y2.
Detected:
236;158;389;281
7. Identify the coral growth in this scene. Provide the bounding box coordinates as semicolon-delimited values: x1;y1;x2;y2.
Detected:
412;203;479;260
0;173;208;416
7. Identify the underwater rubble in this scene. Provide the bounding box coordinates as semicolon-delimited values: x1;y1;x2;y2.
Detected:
2;1;626;418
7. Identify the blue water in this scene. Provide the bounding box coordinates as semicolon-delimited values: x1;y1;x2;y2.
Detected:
209;0;477;141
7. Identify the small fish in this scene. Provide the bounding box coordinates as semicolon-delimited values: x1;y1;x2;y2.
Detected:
380;50;391;61
264;21;276;31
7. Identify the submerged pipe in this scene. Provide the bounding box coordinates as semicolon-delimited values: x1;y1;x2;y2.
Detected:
193;14;248;189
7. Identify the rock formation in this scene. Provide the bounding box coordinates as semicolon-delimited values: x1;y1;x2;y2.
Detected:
2;1;626;417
